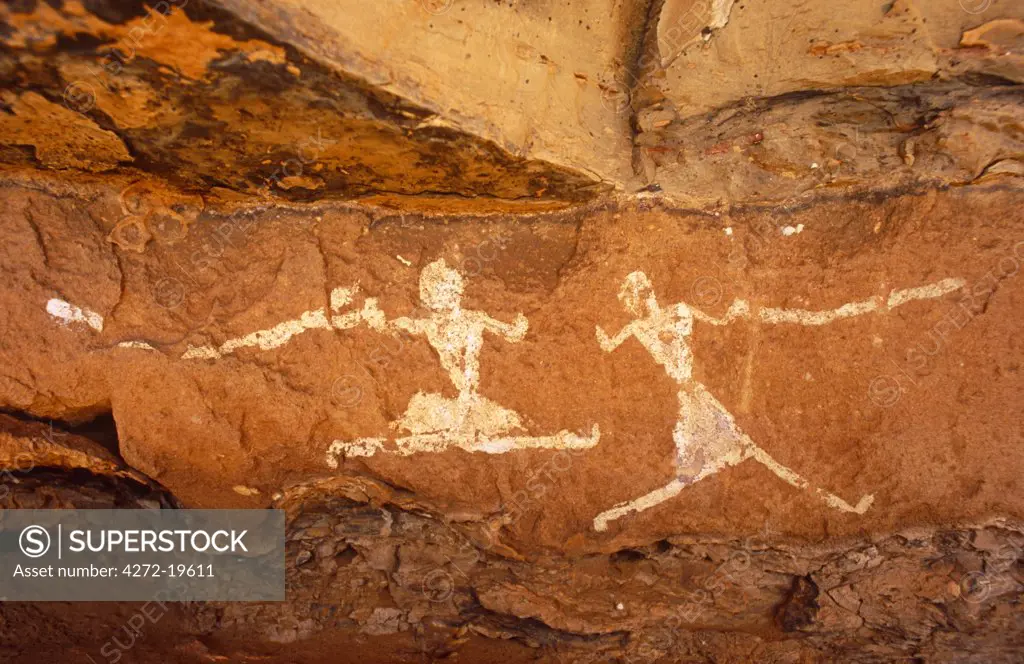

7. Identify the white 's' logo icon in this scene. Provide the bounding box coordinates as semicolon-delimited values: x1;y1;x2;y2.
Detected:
19;526;51;558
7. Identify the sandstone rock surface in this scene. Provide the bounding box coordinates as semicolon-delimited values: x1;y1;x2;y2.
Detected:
0;0;1022;662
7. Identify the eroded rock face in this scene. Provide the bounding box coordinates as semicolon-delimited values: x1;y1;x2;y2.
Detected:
0;0;605;210
0;457;1022;662
647;0;1022;116
1;0;1023;662
5;0;1019;212
2;171;1022;544
631;0;1024;204
216;0;645;185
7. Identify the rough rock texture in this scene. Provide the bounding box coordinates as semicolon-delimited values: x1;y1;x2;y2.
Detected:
631;0;1024;204
6;0;1019;211
216;0;646;186
1;0;1023;662
1;169;1022;660
646;0;1023;116
1;458;1022;662
2;172;1022;536
0;0;605;210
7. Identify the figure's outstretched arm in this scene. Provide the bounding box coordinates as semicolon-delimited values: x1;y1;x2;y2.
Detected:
690;299;751;326
480;313;528;342
595;322;637;352
756;277;964;326
360;299;429;335
757;296;881;326
390;316;429;335
359;298;389;332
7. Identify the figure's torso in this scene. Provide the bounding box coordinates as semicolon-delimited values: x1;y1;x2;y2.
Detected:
423;310;489;393
633;305;694;383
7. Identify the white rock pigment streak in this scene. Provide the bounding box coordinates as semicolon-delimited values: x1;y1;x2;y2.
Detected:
46;298;153;349
759;278;965;326
181;286;363;360
46;288;367;357
591;272;965;531
46;298;104;332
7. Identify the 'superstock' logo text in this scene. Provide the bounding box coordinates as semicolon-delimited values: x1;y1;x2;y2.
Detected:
67;529;248;554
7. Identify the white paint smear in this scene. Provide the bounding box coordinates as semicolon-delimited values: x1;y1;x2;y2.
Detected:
46;298;103;332
116;341;156;350
183;286;360;360
48;299;159;351
327;425;600;466
887;277;965;309
48;286;367;360
759;278;965;326
760;296;880;325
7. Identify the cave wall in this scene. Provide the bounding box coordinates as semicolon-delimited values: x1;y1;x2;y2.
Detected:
0;0;1022;662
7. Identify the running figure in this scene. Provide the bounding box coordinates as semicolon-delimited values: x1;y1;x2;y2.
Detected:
592;270;963;531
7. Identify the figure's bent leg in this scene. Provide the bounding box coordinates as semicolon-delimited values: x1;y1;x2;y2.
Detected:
689;383;872;514
593;478;686;531
747;446;874;514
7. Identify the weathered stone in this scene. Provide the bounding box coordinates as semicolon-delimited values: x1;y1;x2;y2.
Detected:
1;170;1021;545
0;0;608;210
1;1;1022;661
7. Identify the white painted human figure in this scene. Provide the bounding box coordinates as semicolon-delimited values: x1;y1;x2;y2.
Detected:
43;260;957;482
592;271;965;531
327;259;599;462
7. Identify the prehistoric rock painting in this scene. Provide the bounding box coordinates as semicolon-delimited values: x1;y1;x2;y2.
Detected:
592;271;965;531
46;286;365;357
181;286;364;360
45;260;600;461
42;263;961;506
327;259;600;462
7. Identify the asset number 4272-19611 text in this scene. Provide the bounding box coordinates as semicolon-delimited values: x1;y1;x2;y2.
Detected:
122;564;214;578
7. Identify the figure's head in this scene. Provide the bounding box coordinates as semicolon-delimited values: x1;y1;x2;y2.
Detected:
619;271;657;316
420;258;464;311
